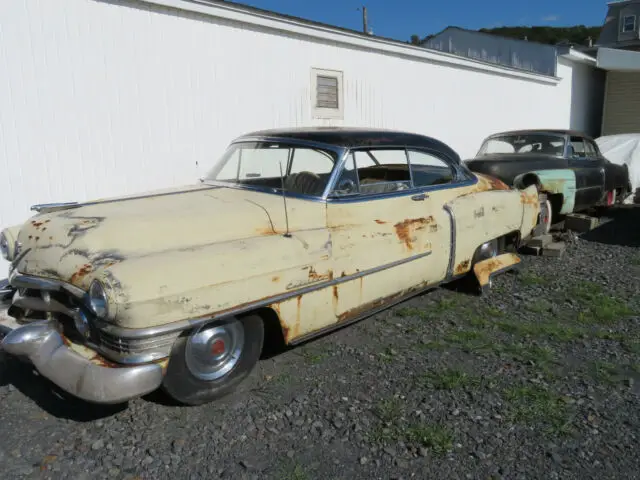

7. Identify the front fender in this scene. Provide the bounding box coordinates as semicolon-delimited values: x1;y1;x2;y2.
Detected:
98;229;332;329
513;169;576;214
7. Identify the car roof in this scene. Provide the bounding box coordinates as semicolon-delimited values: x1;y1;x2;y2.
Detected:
233;127;461;159
486;129;595;141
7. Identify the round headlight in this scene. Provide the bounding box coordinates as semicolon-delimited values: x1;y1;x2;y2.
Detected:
0;233;9;261
89;280;109;318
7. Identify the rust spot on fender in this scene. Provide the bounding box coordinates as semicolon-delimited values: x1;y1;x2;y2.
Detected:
394;217;434;250
520;190;538;206
308;266;333;282
470;174;511;193
69;264;93;284
473;253;521;288
271;275;280;283
374;219;387;224
455;259;471;275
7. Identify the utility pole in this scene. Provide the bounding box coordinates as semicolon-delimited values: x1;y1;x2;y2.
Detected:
362;6;368;34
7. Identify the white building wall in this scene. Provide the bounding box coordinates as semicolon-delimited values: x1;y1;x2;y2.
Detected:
0;0;595;235
559;58;606;137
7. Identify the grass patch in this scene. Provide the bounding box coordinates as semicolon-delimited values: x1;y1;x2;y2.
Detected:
423;368;480;390
591;361;623;384
495;342;555;367
567;281;634;325
301;350;327;365
526;299;553;314
518;271;548;286
369;397;454;455
623;339;640;354
277;462;308;480
496;320;583;342
632;254;640;266
379;346;399;363
442;330;492;352
405;424;454;454
503;385;574;435
395;307;429;319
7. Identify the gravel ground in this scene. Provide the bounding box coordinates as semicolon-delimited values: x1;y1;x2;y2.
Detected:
0;206;639;480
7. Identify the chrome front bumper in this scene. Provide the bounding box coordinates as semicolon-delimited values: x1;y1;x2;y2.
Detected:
0;305;165;404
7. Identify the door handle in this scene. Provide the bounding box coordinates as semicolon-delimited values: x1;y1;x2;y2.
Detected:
411;193;428;201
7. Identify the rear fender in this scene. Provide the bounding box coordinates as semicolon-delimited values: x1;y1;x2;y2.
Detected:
513;170;576;214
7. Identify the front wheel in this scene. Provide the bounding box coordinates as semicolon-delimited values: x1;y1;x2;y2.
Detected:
161;314;264;406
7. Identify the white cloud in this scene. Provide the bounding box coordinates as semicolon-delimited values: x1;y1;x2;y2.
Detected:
542;14;559;22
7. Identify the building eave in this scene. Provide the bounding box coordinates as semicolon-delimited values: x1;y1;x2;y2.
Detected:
597;46;640;71
557;47;598;66
136;0;562;84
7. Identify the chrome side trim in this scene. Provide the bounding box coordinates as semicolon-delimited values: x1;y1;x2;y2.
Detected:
97;250;434;341
9;273;86;299
443;204;456;278
0;321;163;404
31;202;80;213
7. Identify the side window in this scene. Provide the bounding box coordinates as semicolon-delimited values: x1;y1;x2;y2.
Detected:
356;149;411;195
330;149;411;197
569;137;587;160
407;150;455;187
584;140;598;159
289;149;334;175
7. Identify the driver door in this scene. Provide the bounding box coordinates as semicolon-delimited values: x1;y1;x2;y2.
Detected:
325;147;454;323
568;135;605;209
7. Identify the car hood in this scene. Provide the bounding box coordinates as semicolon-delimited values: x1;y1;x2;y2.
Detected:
11;184;315;289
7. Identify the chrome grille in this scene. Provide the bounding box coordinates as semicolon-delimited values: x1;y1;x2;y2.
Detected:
7;274;178;364
96;329;180;363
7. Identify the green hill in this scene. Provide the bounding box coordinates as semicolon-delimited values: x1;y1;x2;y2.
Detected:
410;26;602;46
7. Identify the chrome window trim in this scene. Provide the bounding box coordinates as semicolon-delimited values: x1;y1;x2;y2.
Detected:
202;137;348;202
443;204;457;278
97;250;434;341
326;144;476;203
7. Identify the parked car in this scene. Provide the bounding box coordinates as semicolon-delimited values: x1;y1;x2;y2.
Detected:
464;129;632;229
0;127;542;406
595;133;640;204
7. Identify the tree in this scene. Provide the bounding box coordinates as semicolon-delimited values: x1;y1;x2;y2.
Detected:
410;34;421;45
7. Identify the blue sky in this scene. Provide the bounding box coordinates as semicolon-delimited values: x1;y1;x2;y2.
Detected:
229;0;609;41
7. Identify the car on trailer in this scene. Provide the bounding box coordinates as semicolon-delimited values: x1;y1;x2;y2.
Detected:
464;129;632;231
0;127;542;406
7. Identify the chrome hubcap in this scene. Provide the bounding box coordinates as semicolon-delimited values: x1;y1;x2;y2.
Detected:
185;320;245;381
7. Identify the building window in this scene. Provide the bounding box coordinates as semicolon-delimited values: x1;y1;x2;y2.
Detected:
622;15;636;33
311;68;344;119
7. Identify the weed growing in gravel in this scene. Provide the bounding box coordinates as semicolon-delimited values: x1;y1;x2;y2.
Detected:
442;330;492;352
591;361;623;384
301;350;327;365
395;307;430;319
423;368;480;390
495;319;583;341
494;342;556;368
623;339;640;354
277;462;308;480
517;271;548;286
370;397;454;456
503;385;574;435
631;254;640;266
405;424;454;454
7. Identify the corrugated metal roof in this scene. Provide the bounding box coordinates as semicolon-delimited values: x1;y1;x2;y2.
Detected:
421;27;558;77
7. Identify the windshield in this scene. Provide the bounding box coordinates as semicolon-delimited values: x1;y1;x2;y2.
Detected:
477;134;566;157
203;141;341;197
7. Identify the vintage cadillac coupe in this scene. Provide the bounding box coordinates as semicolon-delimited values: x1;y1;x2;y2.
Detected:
0;128;541;405
465;129;632;229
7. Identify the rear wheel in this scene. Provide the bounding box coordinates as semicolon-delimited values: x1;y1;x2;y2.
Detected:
162;314;264;406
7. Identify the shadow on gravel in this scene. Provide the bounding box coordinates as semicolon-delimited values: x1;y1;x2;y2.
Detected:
582;205;640;247
0;353;126;421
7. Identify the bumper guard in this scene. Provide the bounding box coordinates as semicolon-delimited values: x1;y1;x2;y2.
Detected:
0;311;165;404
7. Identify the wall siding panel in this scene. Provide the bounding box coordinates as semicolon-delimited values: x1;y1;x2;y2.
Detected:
0;0;593;237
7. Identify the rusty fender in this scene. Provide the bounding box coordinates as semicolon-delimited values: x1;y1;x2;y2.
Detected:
473;253;521;294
